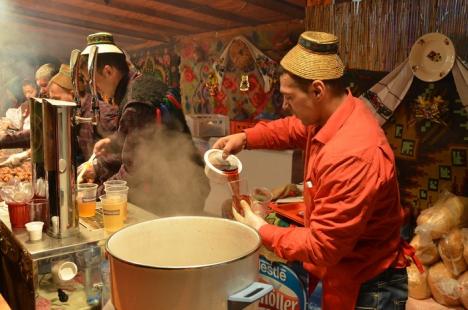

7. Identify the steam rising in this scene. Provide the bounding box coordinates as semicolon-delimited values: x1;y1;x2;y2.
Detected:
0;0;63;115
126;125;210;217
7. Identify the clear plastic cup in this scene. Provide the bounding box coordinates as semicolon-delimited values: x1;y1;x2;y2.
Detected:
103;180;127;190
228;178;251;216
104;186;129;221
250;187;273;218
100;194;125;233
77;183;98;217
28;199;49;229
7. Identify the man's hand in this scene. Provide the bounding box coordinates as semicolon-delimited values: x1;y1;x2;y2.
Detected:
93;138;112;157
78;162;96;183
212;132;247;159
232;200;267;231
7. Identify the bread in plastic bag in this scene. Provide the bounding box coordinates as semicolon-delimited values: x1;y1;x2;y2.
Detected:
408;263;431;299
411;226;440;265
428;262;461;306
458;271;468;309
416;192;468;240
438;229;467;276
462;229;468;266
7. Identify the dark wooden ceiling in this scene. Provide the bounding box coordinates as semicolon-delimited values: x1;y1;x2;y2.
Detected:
0;0;305;59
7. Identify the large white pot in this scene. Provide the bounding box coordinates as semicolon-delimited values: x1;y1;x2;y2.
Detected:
106;216;272;310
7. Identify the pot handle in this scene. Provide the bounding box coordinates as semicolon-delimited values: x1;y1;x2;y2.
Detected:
228;282;273;310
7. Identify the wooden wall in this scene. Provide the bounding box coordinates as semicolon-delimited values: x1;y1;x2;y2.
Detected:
306;0;467;71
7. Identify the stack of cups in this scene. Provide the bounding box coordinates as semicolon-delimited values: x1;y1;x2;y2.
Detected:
101;180;128;233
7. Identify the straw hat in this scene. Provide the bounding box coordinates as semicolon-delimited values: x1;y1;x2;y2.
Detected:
280;31;345;80
48;64;73;91
81;32;123;55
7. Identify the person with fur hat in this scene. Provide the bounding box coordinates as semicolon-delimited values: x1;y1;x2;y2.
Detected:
214;31;416;309
36;63;58;98
79;32;209;216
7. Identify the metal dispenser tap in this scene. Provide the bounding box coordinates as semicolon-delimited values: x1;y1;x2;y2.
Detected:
71;47;100;126
42;98;79;238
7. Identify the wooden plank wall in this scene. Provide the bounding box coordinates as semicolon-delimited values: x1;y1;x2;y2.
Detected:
306;0;467;71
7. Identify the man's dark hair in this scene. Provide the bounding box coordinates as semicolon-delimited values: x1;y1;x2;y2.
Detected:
278;67;347;97
22;79;35;88
96;53;129;75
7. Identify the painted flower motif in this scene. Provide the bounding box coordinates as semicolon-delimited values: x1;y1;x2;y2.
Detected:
202;64;210;74
248;74;259;92
183;66;196;83
251;91;269;112
214;102;228;115
215;90;227;103
181;43;196;59
222;76;236;90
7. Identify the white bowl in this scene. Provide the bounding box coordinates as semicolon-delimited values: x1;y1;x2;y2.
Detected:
204;149;242;184
25;221;44;241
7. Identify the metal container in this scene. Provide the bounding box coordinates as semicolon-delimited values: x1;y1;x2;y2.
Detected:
42;98;79;238
106;216;272;310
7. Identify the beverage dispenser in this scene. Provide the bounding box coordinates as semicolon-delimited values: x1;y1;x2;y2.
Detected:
42;98;79;238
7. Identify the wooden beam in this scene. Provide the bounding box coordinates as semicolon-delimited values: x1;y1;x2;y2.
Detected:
7;5;167;42
151;0;260;25
3;11;143;47
86;0;217;32
50;0;200;35
245;0;304;18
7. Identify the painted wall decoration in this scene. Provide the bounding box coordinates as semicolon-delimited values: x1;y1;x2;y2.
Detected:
175;20;304;120
130;44;180;89
340;69;467;223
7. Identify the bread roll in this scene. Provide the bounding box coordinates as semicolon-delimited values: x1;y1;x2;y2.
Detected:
428;262;461;306
408;263;431;299
462;229;468;265
458;271;468;309
438;229;467;276
416;195;468;240
410;233;439;265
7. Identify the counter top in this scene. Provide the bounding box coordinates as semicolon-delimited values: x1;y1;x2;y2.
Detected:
0;202;157;260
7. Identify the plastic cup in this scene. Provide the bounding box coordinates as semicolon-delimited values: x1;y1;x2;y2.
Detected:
27;199;49;229
104;186;129;221
228;179;251;216
7;201;30;228
25;221;44;241
100;194;125;233
250;187;273;218
77;183;98;217
103;180;127;190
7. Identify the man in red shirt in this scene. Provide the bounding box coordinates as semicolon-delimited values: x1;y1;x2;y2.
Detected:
214;31;414;309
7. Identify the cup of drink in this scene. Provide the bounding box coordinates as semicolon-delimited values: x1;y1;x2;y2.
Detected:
7;201;30;228
77;183;98;217
104;186;129;221
27;198;49;230
103;180;127;190
250;187;273;218
228;178;251;216
100;194;125;233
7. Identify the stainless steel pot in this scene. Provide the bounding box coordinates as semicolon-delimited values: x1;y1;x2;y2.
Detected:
106;216;272;310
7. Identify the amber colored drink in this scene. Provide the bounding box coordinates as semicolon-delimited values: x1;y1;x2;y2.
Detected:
101;196;125;233
77;200;96;217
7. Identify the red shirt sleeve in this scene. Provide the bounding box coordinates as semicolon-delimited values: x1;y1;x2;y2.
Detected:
244;116;309;150
259;155;381;267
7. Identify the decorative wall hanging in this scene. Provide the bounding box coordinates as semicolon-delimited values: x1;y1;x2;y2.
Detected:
409;33;456;82
360;60;414;125
213;36;276;93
